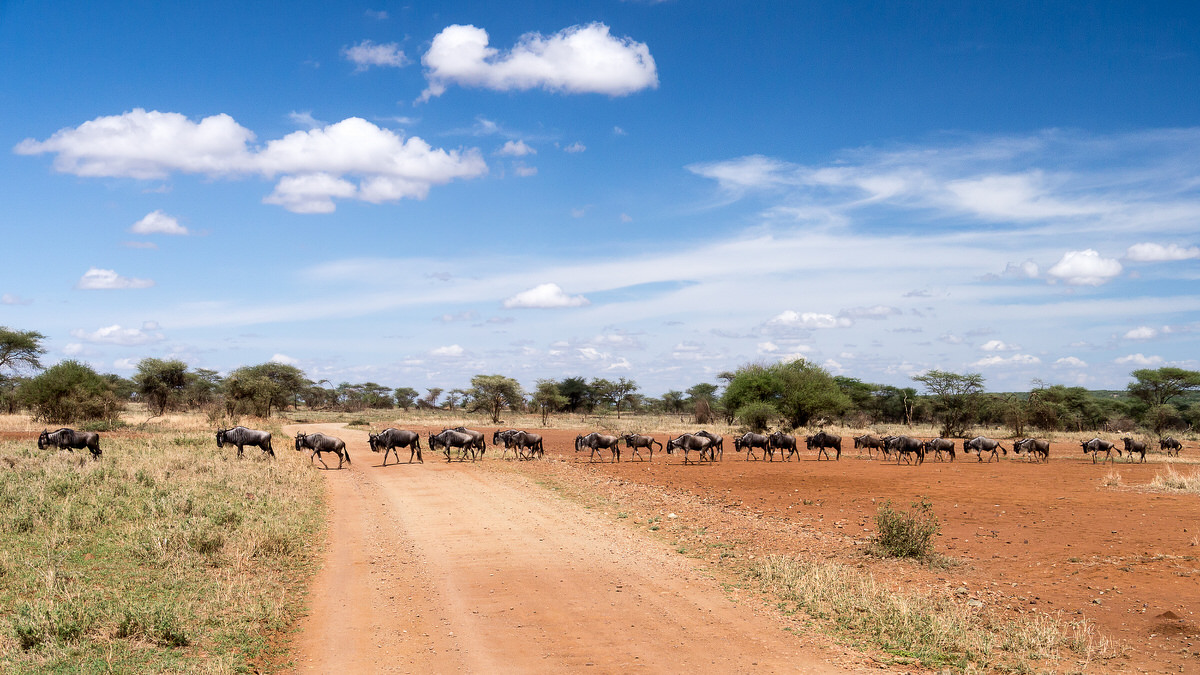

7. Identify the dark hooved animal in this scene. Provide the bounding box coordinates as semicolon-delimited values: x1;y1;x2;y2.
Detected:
695;431;724;461
1160;436;1184;457
665;433;714;464
575;432;622;462
295;432;350;469
963;436;1007;463
454;427;487;458
769;431;799;461
216;426;274;459
38;428;102;459
621;434;661;461
369;428;422;465
431;429;479;462
1081;437;1118;464
734;432;771;461
854;434;888;459
513;430;544;459
805;431;842;461
1012;438;1050;463
493;429;522;459
1121;437;1147;463
886;435;924;465
922;438;956;462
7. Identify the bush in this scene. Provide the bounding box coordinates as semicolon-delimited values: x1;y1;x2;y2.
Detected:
735;400;778;431
20;360;123;424
870;498;940;559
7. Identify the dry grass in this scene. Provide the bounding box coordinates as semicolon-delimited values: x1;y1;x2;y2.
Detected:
1146;465;1200;493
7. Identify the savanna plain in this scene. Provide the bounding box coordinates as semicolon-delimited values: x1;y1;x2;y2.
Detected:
1;407;1198;674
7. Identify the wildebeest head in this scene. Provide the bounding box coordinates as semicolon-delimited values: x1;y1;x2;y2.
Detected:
368;433;379;452
294;432;307;451
38;429;48;449
215;428;227;448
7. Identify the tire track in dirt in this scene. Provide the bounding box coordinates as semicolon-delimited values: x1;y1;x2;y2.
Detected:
284;424;863;673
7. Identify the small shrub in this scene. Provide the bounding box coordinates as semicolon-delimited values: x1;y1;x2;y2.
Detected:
871;498;940;559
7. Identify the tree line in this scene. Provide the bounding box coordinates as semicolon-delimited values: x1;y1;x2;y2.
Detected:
1;326;1197;435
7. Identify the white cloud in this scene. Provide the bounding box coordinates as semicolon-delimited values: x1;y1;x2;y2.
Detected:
1124;326;1158;340
1125;242;1200;262
756;341;779;354
496;140;535;156
343;40;408;70
514;164;537;177
130;209;188;235
840;305;900;321
971;354;1041;367
766;310;851;329
1045;249;1123;286
1054;356;1088;368
1;293;30;305
75;268;155;290
71;324;164;345
113;358;138;371
419;23;657;101
270;353;299;365
564;142;586;153
980;339;1018;352
62;343;84;356
17;110;487;213
289;111;324;129
503;283;589;309
430;344;465;357
1115;353;1163;366
1002;260;1040;278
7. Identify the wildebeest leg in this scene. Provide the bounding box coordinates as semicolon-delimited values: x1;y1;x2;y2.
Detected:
237;444;245;459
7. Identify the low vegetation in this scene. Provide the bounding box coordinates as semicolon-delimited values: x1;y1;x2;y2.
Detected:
1147;465;1200;493
869;498;940;560
0;415;324;673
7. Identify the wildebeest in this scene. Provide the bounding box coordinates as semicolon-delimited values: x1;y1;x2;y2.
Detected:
621;434;661;461
216;426;274;459
886;435;924;464
369;428;422;465
513;430;544;459
1160;436;1184;457
805;431;841;461
1081;437;1119;464
1012;438;1050;463
695;431;724;460
493;429;522;459
854;434;888;459
734;432;771;461
576;432;622;462
922;438;956;462
454;427;487;457
666;433;714;464
963;436;1007;463
1121;437;1147;463
431;429;479;462
38;428;102;459
295;432;350;469
769;431;799;461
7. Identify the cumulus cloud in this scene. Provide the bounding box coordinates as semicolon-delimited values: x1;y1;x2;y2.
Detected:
513;164;537;177
1002;260;1040;278
75;268;155;290
16;110;487;213
270;353;299;365
1125;242;1200;262
1;293;31;305
343;40;408;70
130;209;188;235
419;23;657;101
1045;249;1123;286
563;142;586;153
1115;353;1163;366
1054;356;1088;368
496;140;535;156
430;344;465;357
766;310;852;330
71;324;164;345
1124;326;1158;340
971;354;1041;367
980;339;1018;352
839;305;900;321
503;282;589;309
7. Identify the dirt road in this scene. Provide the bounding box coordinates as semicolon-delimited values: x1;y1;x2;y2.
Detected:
283;424;864;673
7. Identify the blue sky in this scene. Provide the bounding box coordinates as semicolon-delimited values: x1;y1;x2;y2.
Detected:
3;1;1199;397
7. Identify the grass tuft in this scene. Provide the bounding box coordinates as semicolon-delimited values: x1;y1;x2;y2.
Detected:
869;498;940;560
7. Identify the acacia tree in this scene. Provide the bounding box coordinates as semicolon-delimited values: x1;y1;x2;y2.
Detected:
531;379;568;425
22;360;122;424
224;362;307;417
133;358;190;416
469;375;524;423
394;387;419;410
912;370;985;437
1127;367;1200;408
592;377;638;419
0;327;45;375
721;359;850;429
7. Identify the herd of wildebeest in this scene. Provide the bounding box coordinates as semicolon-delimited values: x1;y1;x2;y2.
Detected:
25;424;1192;469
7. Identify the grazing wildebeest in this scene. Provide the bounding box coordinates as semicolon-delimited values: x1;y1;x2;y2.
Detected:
493;429;522;459
1160;436;1184;457
963;436;1007;463
369;428;422;465
695;431;724;461
1081;437;1118;464
666;433;714;464
1013;438;1050;463
922;438;956;462
454;427;487;458
769;431;799;461
1121;437;1147;463
734;432;771;461
575;432;622;462
38;428;102;459
805;431;841;460
216;426;274;459
294;432;350;469
854;434;888;459
621;434;661;461
430;429;478;462
886;435;924;464
513;430;544;459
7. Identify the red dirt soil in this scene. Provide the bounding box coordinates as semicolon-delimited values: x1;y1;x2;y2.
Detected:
283;424;1199;674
